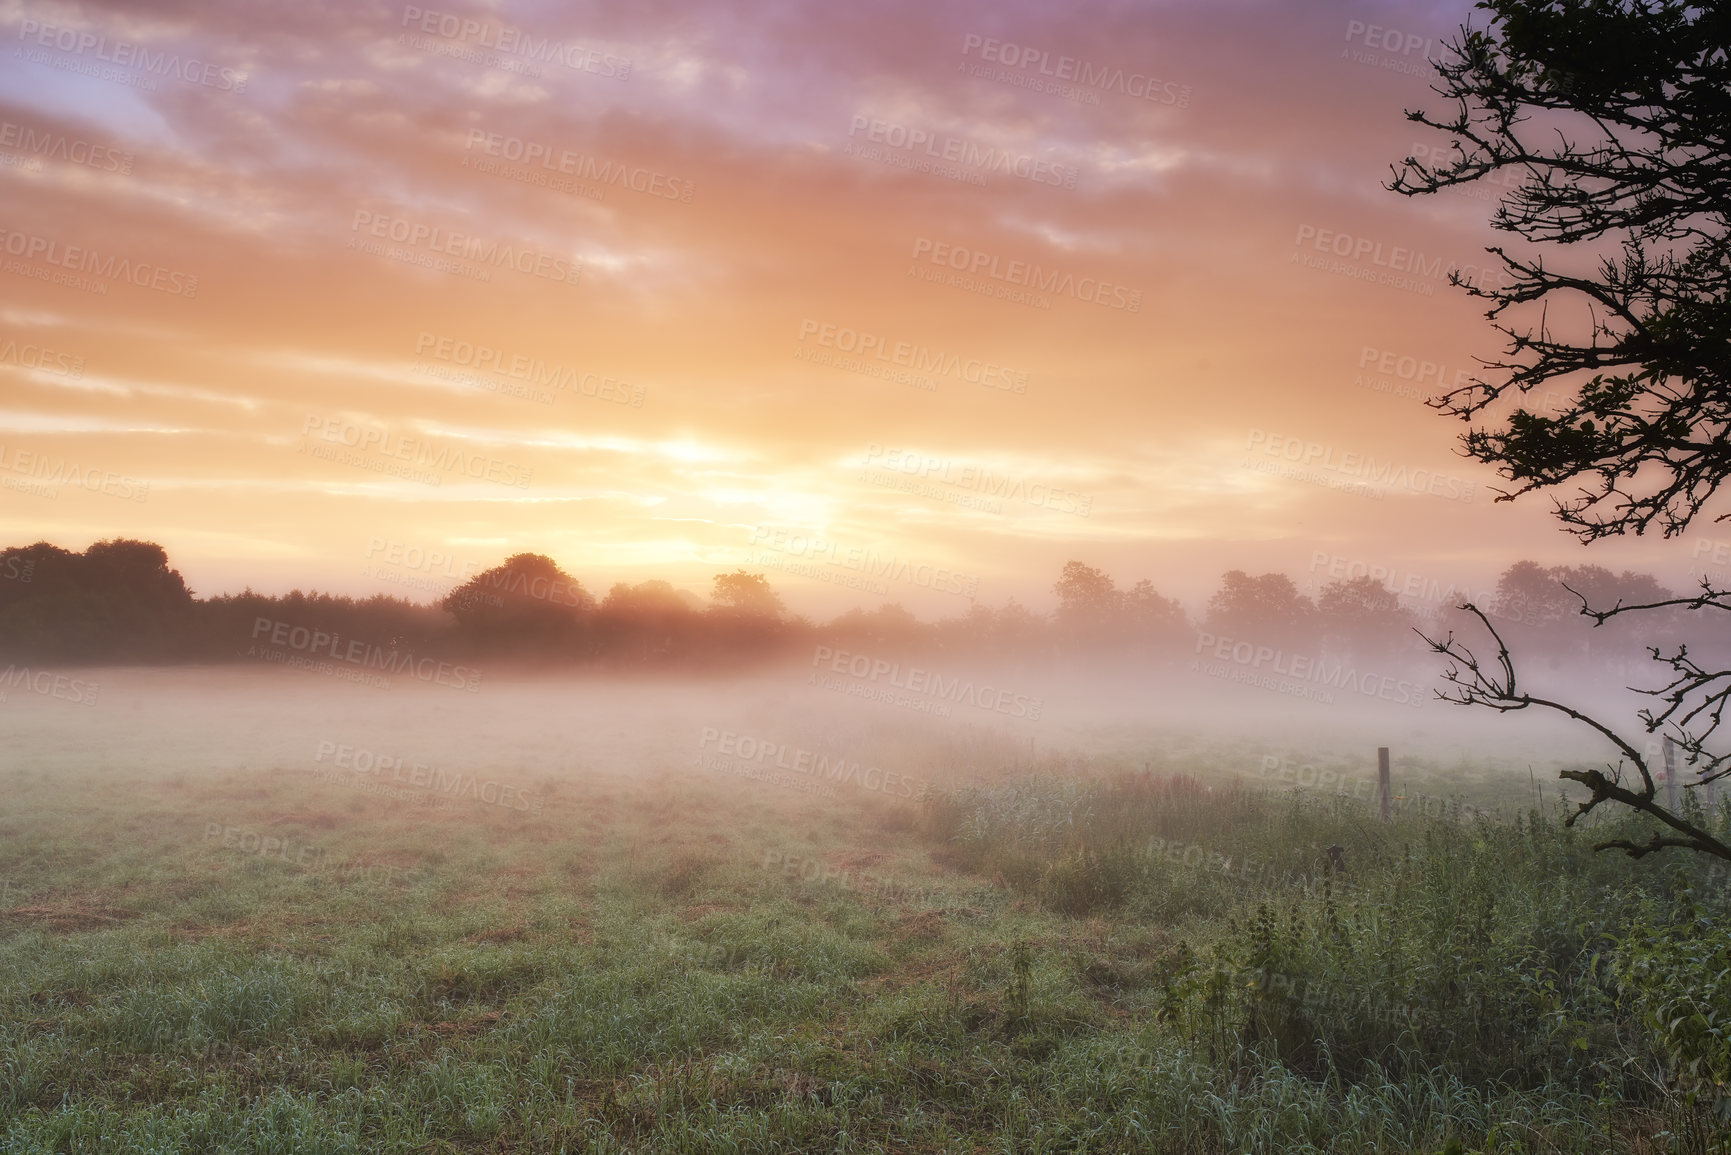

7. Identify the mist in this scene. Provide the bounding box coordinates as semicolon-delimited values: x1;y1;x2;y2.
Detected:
6;0;1730;1146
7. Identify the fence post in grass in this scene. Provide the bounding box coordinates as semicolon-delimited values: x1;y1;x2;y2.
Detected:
1664;736;1678;813
1377;747;1391;823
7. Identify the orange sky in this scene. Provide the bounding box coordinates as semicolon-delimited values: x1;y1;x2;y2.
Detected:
0;0;1714;618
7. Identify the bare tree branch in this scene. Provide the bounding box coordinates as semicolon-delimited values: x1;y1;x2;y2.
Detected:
1419;603;1731;863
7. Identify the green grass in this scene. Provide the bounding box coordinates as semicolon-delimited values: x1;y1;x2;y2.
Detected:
1;754;1728;1153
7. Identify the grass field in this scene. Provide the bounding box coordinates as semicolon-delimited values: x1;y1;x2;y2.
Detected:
1;668;1726;1152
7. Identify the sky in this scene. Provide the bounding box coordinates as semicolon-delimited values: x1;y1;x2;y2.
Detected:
0;0;1715;619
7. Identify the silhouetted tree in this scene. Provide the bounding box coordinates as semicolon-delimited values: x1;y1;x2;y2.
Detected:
0;538;1184;672
1318;576;1416;663
1551;564;1683;667
1393;0;1731;541
0;539;194;659
1480;560;1680;667
440;553;592;656
1123;580;1191;650
932;598;1051;659
1492;560;1576;632
705;570;790;656
709;570;784;620
1053;562;1119;631
0;542;82;655
826;603;924;653
1051;562;1189;655
992;599;1051;654
1400;0;1731;864
1206;571;1318;652
210;588;450;659
596;579;700;663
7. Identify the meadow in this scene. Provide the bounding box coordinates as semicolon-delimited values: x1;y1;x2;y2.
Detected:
0;666;1725;1153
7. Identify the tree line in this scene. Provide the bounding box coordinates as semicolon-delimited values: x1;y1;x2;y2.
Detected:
0;539;1708;671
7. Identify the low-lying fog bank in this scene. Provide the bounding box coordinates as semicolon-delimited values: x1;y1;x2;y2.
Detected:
1;659;1678;820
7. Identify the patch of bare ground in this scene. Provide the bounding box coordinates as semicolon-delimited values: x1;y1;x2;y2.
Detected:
2;903;137;932
409;1009;504;1037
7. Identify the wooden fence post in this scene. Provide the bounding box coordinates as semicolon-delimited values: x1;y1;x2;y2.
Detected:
1378;747;1391;823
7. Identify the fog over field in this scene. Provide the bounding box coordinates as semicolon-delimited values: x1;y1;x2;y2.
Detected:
5;0;1730;1146
0;659;1641;801
6;645;1710;1150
